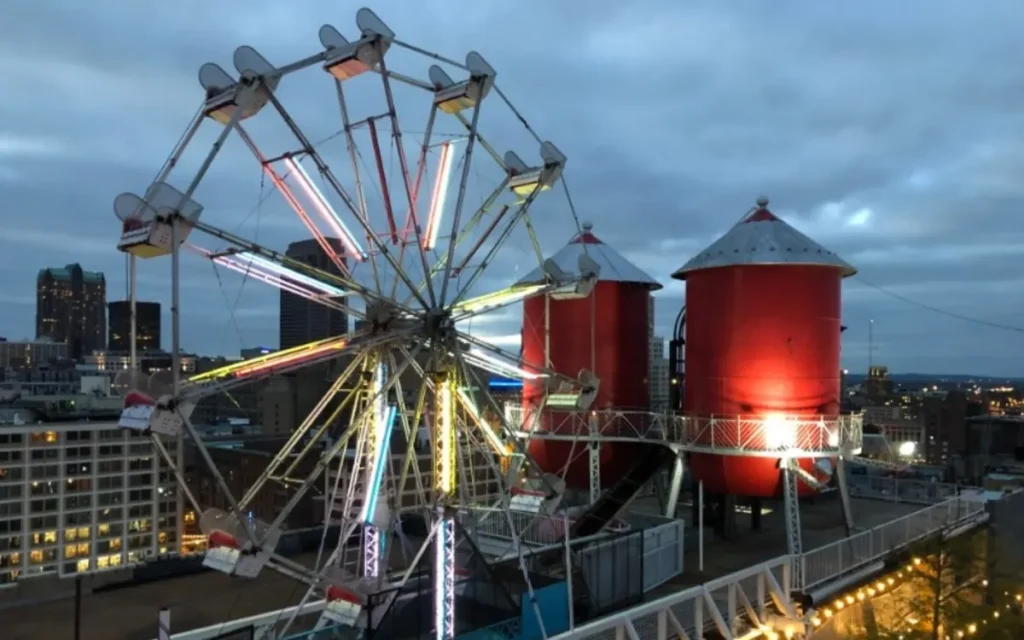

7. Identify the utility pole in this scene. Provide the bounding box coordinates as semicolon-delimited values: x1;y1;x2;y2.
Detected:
73;574;82;640
868;318;874;372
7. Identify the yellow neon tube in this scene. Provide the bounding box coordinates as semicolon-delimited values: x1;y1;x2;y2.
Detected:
455;389;507;456
188;336;346;383
453;284;547;314
435;378;456;495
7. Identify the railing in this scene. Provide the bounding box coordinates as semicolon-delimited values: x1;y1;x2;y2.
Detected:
510;408;864;457
167;490;988;640
846;474;965;505
464;508;629;550
798;491;987;591
550;491;989;640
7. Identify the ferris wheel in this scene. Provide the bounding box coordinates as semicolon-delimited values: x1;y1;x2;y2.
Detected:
111;8;600;639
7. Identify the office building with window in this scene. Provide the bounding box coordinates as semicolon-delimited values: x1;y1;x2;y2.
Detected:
36;264;106;359
0;421;176;593
280;239;347;350
107;300;162;353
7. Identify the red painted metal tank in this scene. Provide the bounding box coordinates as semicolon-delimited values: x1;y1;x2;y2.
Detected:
519;222;661;489
672;198;856;498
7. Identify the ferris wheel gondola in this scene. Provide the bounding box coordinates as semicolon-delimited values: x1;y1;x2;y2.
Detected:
110;8;595;639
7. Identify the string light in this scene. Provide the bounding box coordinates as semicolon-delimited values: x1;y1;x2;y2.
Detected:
807;554;1023;637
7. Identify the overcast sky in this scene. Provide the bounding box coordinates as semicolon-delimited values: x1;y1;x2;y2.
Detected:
2;1;1024;376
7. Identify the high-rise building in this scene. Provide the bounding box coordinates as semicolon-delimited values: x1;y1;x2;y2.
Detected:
36;264;106;359
107;300;161;353
866;365;894;399
279;239;347;350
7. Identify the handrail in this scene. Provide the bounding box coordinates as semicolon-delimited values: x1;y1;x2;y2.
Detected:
509;408;864;457
551;491;989;639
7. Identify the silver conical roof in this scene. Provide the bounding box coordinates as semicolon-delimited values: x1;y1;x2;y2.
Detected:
672;198;856;280
516;222;662;290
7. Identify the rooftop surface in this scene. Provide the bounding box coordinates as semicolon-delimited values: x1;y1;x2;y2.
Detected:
0;496;920;639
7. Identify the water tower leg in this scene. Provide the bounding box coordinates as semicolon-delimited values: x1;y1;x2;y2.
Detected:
587;416;600;505
750;498;763;531
721;494;738;540
781;461;803;556
835;455;855;536
664;452;685;518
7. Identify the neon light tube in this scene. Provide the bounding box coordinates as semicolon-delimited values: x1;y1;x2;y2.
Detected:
455;389;506;455
423;141;455;251
545;393;580;408
454;284;547;314
212;256;322;301
233;341;346;378
284;157;367;261
233;252;347;297
189;337;347;382
212;254;342;301
465;349;545;380
361;405;397;523
436;379;455;494
259;163;346;272
434;517;454;639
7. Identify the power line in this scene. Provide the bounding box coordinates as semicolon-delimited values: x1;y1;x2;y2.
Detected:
852;276;1024;334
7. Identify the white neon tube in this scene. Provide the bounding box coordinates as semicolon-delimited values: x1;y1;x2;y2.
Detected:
284;157;367;261
465;349;545;380
234;251;348;297
423;141;455;251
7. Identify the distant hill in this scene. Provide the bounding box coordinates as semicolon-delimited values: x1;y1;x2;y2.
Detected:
845;372;1024;384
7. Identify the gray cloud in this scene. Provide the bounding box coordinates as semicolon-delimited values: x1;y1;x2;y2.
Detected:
2;1;1024;375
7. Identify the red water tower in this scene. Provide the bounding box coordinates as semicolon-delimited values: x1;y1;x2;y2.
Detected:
520;222;661;489
672;198;856;498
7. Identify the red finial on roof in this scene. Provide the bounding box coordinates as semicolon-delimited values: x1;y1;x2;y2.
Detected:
744;197;778;223
571;221;602;245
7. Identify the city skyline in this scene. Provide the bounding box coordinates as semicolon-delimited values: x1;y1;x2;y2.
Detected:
2;2;1024;375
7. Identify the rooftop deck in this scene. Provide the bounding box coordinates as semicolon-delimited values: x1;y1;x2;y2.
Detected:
0;494;921;639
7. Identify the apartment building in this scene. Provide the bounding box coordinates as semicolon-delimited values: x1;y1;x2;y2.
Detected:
0;421;176;591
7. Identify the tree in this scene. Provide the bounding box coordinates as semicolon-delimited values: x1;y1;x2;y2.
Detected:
826;529;1024;639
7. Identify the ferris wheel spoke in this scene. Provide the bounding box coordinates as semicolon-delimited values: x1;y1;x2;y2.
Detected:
447;190;543;309
268;342;424;550
189;217;413;318
190;244;357;317
181;330;394;401
453;349;546;487
450;109;507;170
436;102;483;308
236;353;369;511
377;55;441;309
387;349;432;514
262;91;432;311
400;180;508;310
333;81;383;294
234;125;350;276
449;141;569;308
402;105;437;245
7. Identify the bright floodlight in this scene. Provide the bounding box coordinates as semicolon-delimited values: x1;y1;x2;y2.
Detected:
763;414;797;450
898;441;916;457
